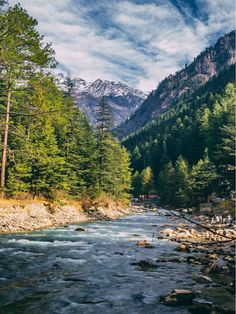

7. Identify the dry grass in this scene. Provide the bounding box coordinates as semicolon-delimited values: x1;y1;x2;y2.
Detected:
0;193;130;210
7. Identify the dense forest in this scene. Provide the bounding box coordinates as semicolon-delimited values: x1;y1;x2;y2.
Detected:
0;3;131;200
123;65;235;207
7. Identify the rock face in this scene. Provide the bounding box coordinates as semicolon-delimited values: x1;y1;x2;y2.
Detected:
57;75;146;126
117;31;236;138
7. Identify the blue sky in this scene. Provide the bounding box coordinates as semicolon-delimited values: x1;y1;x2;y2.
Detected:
9;0;235;91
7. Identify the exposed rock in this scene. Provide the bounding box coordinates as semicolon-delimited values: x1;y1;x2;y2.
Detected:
175;244;190;252
161;228;176;236
193;274;212;283
131;259;157;268
0;201;140;234
160;289;195;306
136;240;154;248
117;31;235;138
75;227;87;232
56;74;146;126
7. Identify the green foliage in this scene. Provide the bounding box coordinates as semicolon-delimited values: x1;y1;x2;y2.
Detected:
132;171;142;196
0;4;56;87
158;162;177;205
140;166;154;194
175;156;190;206
124;68;235;207
189;154;218;205
95;97;131;199
0;5;131;201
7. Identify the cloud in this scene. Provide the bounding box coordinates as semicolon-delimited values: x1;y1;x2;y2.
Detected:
8;0;235;91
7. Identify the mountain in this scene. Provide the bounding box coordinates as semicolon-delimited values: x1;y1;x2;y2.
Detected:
57;75;147;126
117;30;235;139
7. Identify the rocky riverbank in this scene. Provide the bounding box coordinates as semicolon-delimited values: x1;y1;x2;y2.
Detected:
0;200;143;234
129;207;235;313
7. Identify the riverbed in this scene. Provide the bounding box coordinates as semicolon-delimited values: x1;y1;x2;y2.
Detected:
0;210;234;313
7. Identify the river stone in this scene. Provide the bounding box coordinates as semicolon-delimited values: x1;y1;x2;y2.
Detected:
136;240;154;248
161;228;176;236
131;259;157;268
75;227;86;232
193;274;212;283
160;289;195;306
175;244;190;252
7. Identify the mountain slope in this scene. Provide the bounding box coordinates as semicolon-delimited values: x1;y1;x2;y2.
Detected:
57;75;147;126
117;31;235;139
123;65;235;204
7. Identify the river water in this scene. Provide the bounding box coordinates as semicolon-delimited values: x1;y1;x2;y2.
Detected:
0;210;233;313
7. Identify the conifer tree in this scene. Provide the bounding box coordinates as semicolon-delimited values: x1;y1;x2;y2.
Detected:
95;97;131;199
7;76;67;198
0;4;56;195
141;166;154;194
132;171;142;196
189;153;218;205
158;162;177;205
175;156;190;206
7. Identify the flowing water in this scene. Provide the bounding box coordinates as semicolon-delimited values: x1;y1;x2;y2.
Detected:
0;210;234;313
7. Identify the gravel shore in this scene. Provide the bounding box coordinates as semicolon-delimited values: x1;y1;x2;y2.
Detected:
0;201;142;234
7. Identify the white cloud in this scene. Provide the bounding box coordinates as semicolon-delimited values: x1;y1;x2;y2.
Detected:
8;0;235;91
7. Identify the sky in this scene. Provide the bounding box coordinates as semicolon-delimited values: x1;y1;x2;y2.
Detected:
9;0;235;91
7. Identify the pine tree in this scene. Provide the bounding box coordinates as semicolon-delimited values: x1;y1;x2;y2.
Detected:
158;162;177;205
175;156;190;206
95;97;131;199
141;166;154;194
96;97;113;193
189;153;218;205
7;76;67;198
132;171;142;197
0;4;56;196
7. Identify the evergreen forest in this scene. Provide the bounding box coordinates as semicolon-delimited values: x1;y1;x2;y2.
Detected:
0;3;131;201
123;66;235;207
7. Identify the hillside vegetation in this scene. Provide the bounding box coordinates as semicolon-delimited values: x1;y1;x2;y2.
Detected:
123;66;235;207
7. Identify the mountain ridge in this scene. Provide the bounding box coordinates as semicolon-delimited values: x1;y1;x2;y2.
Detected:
117;30;236;139
57;75;147;126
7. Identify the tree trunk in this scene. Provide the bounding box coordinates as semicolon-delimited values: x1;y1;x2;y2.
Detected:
0;89;11;197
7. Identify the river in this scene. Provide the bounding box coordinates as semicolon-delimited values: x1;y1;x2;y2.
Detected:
0;210;234;313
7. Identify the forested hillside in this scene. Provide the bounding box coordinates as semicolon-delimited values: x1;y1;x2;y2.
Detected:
0;3;131;200
117;31;235;139
123;65;235;207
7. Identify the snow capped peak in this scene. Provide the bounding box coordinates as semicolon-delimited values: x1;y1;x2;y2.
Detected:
56;73;147;126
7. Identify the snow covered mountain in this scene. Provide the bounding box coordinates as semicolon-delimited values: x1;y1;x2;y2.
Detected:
57;74;147;126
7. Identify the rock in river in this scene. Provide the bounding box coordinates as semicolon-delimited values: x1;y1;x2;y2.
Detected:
75;227;87;232
136;240;154;248
160;289;195;306
192;274;212;283
131;259;157;269
174;244;190;252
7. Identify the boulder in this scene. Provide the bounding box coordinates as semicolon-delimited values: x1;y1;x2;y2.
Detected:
160;289;195;306
193;274;212;283
161;228;176;236
75;227;86;232
136;240;154;248
175;244;190;252
131;259;157;268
